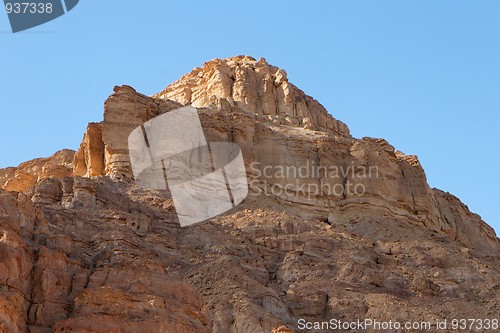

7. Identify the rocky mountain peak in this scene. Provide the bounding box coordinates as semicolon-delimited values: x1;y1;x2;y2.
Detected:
0;56;498;333
154;56;351;136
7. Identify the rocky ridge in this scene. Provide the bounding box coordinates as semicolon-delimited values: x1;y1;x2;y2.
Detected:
0;56;498;333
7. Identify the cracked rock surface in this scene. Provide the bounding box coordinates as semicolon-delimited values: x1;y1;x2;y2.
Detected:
0;56;498;332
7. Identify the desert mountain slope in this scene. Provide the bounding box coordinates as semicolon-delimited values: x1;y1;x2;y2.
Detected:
0;56;498;333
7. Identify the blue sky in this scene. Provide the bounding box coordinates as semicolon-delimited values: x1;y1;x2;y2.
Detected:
0;1;498;234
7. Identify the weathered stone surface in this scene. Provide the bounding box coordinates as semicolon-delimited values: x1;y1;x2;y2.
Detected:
0;186;211;333
154;56;351;136
0;191;35;333
100;86;182;180
72;177;97;209
3;170;37;193
0;56;498;332
432;188;499;254
0;167;15;189
2;185;498;332
71;70;498;256
73;122;105;177
31;178;63;205
1;149;74;193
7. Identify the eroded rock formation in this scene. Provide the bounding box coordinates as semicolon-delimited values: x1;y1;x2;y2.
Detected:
0;149;74;193
0;56;498;332
154;56;350;136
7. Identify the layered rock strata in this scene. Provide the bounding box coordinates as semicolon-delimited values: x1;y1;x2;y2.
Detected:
0;56;498;332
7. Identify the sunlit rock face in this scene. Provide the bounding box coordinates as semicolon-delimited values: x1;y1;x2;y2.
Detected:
0;56;498;332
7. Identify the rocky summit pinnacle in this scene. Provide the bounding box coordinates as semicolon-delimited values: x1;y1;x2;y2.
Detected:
154;55;350;137
0;56;498;333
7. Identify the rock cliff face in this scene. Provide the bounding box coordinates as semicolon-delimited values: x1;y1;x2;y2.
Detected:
73;123;104;178
0;56;498;333
153;56;350;136
0;150;74;193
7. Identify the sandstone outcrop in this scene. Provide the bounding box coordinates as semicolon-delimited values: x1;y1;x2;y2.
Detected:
153;56;350;136
73;123;105;177
0;149;74;193
1;183;498;332
0;56;498;332
101;86;182;180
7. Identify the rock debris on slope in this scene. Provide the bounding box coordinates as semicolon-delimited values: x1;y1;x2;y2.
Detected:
0;56;498;333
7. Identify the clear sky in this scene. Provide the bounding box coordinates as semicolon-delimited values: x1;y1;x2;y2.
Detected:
0;1;498;234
